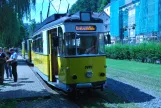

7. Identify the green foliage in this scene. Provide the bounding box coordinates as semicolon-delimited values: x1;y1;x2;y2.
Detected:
97;0;110;12
105;43;161;63
0;100;17;108
29;20;36;36
0;0;35;48
106;44;131;60
69;0;110;14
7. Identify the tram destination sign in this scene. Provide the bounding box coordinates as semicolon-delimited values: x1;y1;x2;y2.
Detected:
76;25;96;31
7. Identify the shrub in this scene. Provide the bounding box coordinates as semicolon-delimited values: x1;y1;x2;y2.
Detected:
105;42;161;63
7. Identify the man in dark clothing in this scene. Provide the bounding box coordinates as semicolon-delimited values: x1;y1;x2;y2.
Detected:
0;47;6;84
5;50;12;79
7;48;18;82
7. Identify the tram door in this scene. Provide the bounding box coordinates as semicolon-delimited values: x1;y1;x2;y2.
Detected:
49;29;58;82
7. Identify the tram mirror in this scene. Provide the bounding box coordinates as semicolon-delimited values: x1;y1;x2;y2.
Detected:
105;34;111;44
53;36;59;47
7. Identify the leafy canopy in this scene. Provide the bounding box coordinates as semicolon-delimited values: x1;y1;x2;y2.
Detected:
69;0;110;14
0;0;36;47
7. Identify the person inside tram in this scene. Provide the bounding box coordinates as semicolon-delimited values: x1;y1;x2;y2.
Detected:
85;38;97;54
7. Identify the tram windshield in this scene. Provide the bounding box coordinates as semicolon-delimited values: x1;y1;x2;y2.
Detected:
64;33;105;56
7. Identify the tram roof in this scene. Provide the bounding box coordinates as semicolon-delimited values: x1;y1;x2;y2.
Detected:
32;12;103;37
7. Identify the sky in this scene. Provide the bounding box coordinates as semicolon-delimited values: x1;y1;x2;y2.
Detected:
24;0;77;23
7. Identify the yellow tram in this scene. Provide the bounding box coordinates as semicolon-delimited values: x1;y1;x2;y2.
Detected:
30;12;109;92
21;39;32;63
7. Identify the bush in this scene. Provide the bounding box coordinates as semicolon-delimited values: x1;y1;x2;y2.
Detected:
105;42;161;63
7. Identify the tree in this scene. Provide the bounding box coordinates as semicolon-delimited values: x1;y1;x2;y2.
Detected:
69;0;110;14
98;0;110;12
0;0;36;47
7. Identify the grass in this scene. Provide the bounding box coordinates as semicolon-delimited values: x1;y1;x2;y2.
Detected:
0;97;46;108
0;101;17;108
106;59;161;78
106;58;161;107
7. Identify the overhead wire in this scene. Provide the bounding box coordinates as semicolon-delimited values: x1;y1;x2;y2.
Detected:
65;0;70;13
41;0;45;21
42;0;45;12
58;0;62;13
50;0;58;13
65;0;69;4
47;0;51;17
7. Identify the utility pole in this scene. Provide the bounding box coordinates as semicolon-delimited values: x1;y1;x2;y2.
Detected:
47;0;51;18
66;3;70;14
40;11;42;23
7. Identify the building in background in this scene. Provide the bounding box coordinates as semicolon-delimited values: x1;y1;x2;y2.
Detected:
110;0;161;43
93;7;111;43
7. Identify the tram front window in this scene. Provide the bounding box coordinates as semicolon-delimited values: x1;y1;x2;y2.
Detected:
76;36;98;55
64;33;105;56
64;33;76;55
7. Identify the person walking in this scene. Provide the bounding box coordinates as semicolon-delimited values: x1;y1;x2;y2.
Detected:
7;48;18;82
0;47;6;84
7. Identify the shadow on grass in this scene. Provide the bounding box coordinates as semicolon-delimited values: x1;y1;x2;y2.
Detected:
0;89;78;108
69;78;155;107
105;78;155;103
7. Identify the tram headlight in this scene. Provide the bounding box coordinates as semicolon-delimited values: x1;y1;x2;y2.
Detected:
72;75;77;80
86;70;93;78
100;72;105;77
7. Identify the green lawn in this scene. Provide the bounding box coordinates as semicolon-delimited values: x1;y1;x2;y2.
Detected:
106;59;161;107
0;101;16;108
106;59;161;78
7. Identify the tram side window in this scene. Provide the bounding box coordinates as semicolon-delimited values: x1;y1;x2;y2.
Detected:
32;40;36;51
58;27;64;56
25;40;28;52
35;38;39;52
64;33;76;55
98;33;105;54
39;37;43;53
32;34;43;53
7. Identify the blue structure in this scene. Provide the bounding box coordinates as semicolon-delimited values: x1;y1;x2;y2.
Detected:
110;0;161;42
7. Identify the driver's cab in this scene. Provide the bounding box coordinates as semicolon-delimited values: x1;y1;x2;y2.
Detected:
62;32;106;57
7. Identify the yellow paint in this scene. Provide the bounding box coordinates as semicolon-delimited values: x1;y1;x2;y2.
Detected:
32;51;50;76
21;43;25;58
27;40;31;61
58;56;106;84
49;34;52;81
58;57;69;83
